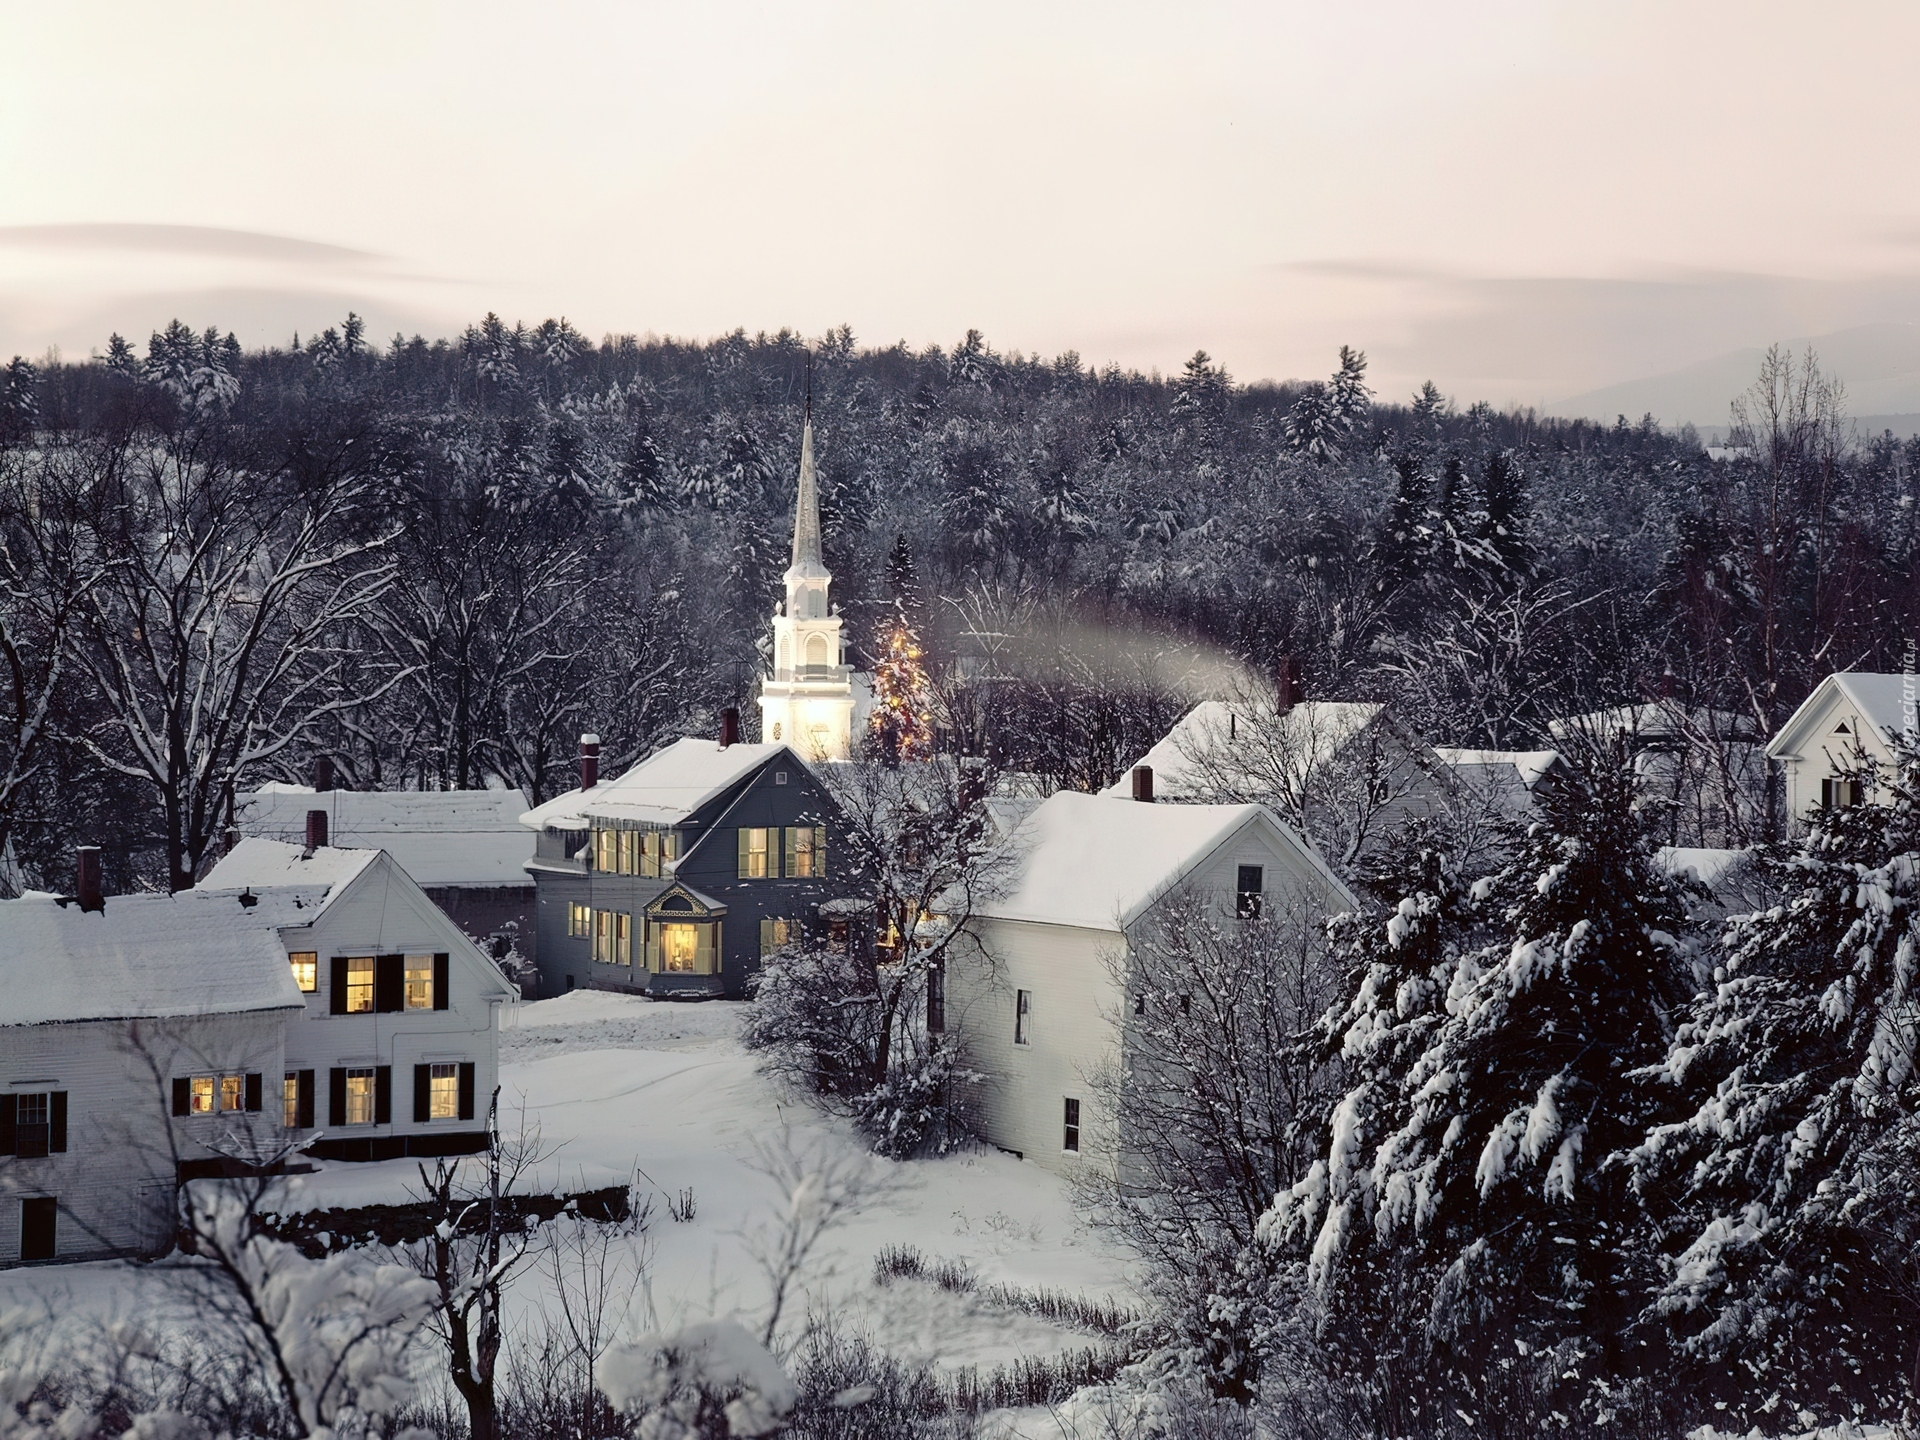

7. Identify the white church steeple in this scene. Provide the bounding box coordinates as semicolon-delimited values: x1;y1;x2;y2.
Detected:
758;412;857;760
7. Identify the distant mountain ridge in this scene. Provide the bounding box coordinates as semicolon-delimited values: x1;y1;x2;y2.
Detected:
1551;322;1920;433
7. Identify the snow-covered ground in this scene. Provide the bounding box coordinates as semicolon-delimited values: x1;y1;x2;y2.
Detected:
1;991;1135;1375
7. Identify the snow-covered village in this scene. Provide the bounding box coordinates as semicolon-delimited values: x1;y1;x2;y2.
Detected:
4;9;1920;1440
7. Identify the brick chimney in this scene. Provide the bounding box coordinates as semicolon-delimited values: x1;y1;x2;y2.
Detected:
312;755;335;792
1131;765;1155;803
305;808;328;851
719;707;740;749
1275;655;1303;714
579;733;601;791
76;846;103;912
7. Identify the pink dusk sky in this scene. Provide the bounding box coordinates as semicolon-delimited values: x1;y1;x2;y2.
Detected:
4;2;1919;416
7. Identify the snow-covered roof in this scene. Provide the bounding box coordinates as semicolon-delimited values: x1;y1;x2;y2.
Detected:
1101;700;1384;801
969;790;1351;932
1658;845;1753;889
1432;747;1563;791
1548;702;1759;743
201;838;379;918
520;739;801;832
0;889;306;1028
1767;672;1918;758
236;788;533;889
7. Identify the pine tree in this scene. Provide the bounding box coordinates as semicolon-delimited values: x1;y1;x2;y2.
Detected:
1284;346;1370;463
1630;741;1920;1415
867;622;936;764
1479;450;1530;573
0;357;38;446
1275;749;1691;1411
621;410;674;512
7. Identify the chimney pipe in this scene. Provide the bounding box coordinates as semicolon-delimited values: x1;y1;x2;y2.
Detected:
1132;765;1155;803
720;707;741;749
76;846;103;912
305;808;328;851
579;733;601;791
312;755;335;793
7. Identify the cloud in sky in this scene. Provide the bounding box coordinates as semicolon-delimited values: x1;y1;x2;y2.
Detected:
3;1;1920;409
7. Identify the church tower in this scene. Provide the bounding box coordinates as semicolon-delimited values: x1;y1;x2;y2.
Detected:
758;418;857;760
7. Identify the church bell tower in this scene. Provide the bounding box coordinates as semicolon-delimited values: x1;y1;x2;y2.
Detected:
758;415;856;760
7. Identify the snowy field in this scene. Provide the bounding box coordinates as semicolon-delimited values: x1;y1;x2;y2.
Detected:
0;991;1135;1378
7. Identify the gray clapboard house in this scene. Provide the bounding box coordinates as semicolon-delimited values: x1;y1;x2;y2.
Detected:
521;724;856;999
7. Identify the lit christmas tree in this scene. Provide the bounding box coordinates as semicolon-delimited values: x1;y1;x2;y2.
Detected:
869;619;937;762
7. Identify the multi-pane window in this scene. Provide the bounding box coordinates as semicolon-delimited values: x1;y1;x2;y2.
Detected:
344;956;375;1013
344;1069;376;1126
284;1074;300;1129
784;826;826;878
191;1076;216;1114
1235;864;1264;920
289;951;318;992
429;1063;460;1120
592;910;633;964
220;1074;244;1113
1063;1098;1081;1153
658;922;700;972
14;1093;49;1159
739;827;773;878
644;831;676;877
405;955;434;1009
1014;989;1032;1045
568;902;591;938
759;917;794;956
593;828;616;872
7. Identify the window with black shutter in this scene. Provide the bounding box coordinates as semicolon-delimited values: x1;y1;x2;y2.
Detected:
458;1062;476;1122
19;1197;56;1262
375;955;404;1013
433;953;450;1010
244;1073;262;1113
374;1066;392;1125
0;1096;13;1154
173;1077;191;1117
330;956;350;1015
296;1070;315;1129
328;1068;347;1127
413;1065;431;1124
13;1095;49;1160
48;1093;65;1153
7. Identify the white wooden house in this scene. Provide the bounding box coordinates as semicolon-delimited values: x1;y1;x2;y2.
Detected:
1;832;517;1266
0;871;303;1265
945;787;1356;1177
1766;672;1919;826
201;837;519;1162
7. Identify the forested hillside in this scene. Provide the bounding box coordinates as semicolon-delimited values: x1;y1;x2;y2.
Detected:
1;316;1914;891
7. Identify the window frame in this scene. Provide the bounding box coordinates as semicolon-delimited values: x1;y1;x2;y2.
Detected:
1014;989;1032;1046
344;1068;377;1126
13;1093;50;1159
289;951;318;993
1235;864;1264;920
740;827;773;879
283;1073;301;1129
568;902;591;938
428;1062;460;1121
1063;1097;1081;1154
344;955;376;1014
404;954;435;1009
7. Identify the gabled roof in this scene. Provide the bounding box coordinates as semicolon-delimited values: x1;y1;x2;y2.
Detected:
0;889;306;1028
969;790;1354;933
201;839;379;921
1767;672;1918;758
520;738;804;832
1432;747;1564;791
236;788;533;889
1101;699;1384;801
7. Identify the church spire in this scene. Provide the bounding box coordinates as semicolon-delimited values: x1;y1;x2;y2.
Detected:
789;415;824;573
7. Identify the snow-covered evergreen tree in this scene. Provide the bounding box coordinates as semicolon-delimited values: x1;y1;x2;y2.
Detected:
1630;740;1920;1415
1269;749;1691;1411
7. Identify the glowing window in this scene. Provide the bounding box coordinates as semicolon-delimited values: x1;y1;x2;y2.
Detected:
784;826;826;878
429;1062;460;1120
219;1074;244;1113
568;902;591;938
289;951;317;992
659;922;701;973
283;1074;300;1128
759;917;794;956
345;1069;376;1126
190;1076;216;1114
344;956;375;1013
405;955;434;1009
739;827;773;879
